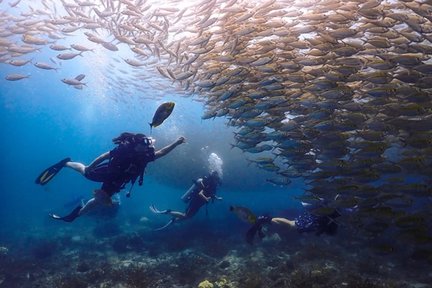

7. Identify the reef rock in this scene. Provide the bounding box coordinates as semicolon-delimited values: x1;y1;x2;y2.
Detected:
0;247;8;255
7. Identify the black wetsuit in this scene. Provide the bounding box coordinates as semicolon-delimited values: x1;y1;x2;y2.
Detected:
184;178;217;218
85;141;155;196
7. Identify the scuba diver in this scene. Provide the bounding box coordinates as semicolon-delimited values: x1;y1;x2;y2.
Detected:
230;203;343;245
35;132;186;222
149;171;222;230
246;211;341;244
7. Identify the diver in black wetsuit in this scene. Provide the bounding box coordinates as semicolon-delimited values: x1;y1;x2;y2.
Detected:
149;171;222;230
36;132;186;222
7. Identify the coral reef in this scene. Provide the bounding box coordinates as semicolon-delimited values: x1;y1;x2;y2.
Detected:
198;279;214;288
93;222;122;238
0;247;8;255
111;233;145;254
0;225;429;288
214;277;236;288
31;240;58;260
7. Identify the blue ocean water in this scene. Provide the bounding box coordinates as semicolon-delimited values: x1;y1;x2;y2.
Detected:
3;57;428;287
0;48;311;287
1;2;432;287
0;13;310;285
0;48;302;240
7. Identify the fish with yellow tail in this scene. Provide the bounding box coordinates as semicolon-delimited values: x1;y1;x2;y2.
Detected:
229;205;257;224
149;102;175;130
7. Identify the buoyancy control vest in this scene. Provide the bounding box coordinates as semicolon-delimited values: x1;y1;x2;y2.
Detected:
180;175;217;203
109;132;155;189
181;178;204;203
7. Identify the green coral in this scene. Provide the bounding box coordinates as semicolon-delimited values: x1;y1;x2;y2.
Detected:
197;277;234;288
198;280;214;288
215;277;235;288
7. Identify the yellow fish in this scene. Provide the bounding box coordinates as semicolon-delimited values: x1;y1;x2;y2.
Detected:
149;102;175;130
230;206;257;224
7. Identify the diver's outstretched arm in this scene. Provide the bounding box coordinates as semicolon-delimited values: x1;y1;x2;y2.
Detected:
154;137;185;160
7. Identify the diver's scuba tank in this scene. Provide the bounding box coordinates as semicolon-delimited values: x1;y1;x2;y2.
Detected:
181;178;204;202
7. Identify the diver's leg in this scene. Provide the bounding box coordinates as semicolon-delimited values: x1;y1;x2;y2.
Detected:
151;209;188;231
271;217;296;228
79;190;111;215
183;203;199;219
50;190;110;222
65;161;86;175
165;210;187;219
77;197;98;216
149;205;186;219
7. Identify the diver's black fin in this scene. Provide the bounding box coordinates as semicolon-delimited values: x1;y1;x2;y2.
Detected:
49;205;82;222
35;157;71;185
246;223;261;245
257;227;266;239
154;218;176;231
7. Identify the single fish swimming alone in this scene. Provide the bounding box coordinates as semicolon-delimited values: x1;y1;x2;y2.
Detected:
229;206;257;224
149;102;175;130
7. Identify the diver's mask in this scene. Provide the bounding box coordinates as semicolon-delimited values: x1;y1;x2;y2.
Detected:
135;136;155;152
143;137;155;147
141;136;155;146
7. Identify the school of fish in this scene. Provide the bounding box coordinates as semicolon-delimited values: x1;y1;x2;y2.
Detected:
1;0;432;255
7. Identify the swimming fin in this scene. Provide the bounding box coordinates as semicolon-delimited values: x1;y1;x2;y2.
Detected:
49;205;82;222
154;218;176;231
246;222;263;245
35;157;71;185
246;224;258;245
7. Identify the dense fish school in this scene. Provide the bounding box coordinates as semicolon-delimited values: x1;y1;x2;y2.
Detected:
1;0;432;258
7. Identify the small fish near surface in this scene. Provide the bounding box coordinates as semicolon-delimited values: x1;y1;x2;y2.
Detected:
61;78;86;87
149;102;175;130
5;73;30;81
34;62;58;71
266;176;292;186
